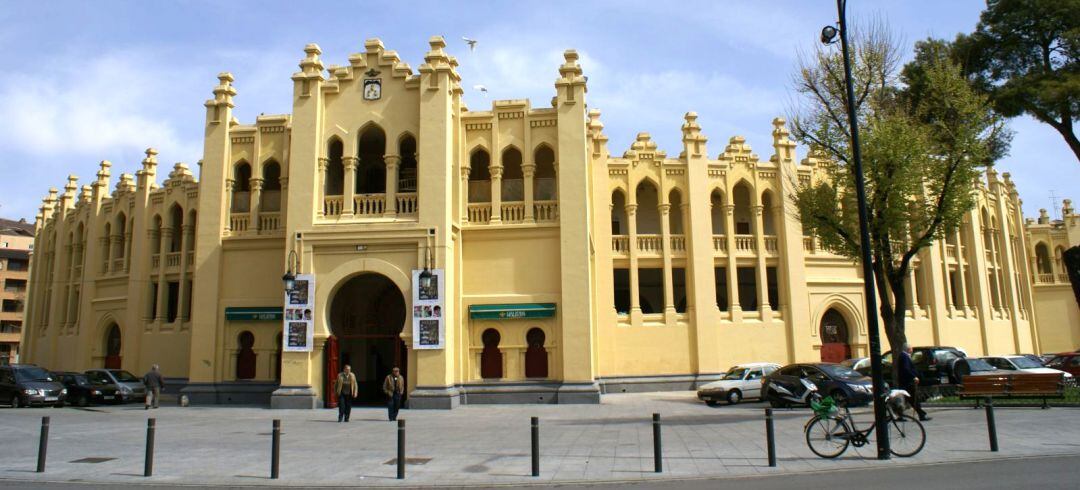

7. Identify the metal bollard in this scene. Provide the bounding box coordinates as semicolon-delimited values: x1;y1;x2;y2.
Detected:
397;419;406;479
36;416;49;473
531;417;540;477
271;419;281;479
985;397;998;452
652;413;662;473
144;418;156;477
765;408;776;467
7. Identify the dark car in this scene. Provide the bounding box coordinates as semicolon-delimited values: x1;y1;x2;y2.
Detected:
85;369;146;403
1045;352;1080;378
855;346;966;385
54;372;121;406
953;357;1009;382
0;365;67;407
763;363;873;407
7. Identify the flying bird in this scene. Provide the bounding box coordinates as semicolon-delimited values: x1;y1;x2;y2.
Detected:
462;36;478;51
473;84;488;95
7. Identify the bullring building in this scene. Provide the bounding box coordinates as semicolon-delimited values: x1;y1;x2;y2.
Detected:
21;37;1045;408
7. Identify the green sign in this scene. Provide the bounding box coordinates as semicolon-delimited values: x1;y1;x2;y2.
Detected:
468;303;556;320
225;307;283;321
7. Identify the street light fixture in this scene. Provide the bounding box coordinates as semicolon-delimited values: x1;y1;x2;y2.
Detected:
282;249;298;292
821;0;891;460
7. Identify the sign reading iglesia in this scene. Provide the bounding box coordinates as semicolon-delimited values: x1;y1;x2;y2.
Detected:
412;269;445;349
283;274;315;352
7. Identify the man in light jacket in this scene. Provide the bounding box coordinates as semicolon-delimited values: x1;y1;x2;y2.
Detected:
142;364;165;410
336;365;358;422
383;367;405;421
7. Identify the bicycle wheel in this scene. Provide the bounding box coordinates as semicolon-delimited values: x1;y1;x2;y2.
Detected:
805;415;851;458
887;414;926;457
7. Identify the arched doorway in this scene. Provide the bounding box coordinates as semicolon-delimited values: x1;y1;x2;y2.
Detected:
819;308;851;363
104;323;122;369
480;329;503;379
524;328;547;378
328;273;407;405
236;331;256;380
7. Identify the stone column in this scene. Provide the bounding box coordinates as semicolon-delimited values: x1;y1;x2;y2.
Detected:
155;228;171;323
177;223;193;322
280;177;289;229
724;204;740;321
489;165;503;223
460;166;472;222
753;205;771;322
99;236;111;274
384;154;400;217
109;234;122;273
316;157;328;218
626;204;641;324
224;179;235;232
123;226;132;273
342;156;358;218
249;177;263;232
659;203;675;323
523;163;536;222
64;244;78;327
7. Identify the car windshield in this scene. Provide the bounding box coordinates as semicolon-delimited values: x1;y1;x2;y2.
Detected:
967;359;996;372
14;367;54;383
819;364;864;381
722;368;749;380
86;371;112;385
1011;357;1043;369
72;375;90;386
110;370;139;382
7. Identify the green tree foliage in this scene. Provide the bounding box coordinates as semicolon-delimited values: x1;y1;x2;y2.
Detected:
953;0;1080;162
790;24;1010;369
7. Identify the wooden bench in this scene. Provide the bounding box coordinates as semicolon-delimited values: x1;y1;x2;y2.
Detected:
959;372;1066;409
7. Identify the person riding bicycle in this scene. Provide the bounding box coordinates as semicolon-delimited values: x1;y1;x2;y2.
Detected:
899;343;931;422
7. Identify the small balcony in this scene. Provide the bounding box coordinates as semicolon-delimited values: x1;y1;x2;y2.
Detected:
734;234;756;254
714;235;728;253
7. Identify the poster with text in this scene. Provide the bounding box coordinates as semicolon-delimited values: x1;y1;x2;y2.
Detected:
412;269;445;349
283;274;315;352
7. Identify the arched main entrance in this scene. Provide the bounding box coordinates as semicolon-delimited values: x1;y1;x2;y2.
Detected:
328;273;407;405
819;308;851;363
104;323;122;369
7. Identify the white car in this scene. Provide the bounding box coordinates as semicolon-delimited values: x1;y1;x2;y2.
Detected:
981;355;1076;385
697;363;781;406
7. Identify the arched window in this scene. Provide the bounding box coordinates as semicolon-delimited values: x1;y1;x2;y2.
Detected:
104;323;122;369
325;138;344;196
168;204;184;252
101;222;111;272
469;149;491;203
232;162;251;212
610;190;627;235
114;213;127;260
534;145;557;200
1035;243;1052;274
668;189;684;234
761;190;776;235
357;125;386;194
150;215;162;253
398;134;417;192
1055;246;1066;273
236;331;257;380
732;182;752;235
261;160;281;212
710;190;725;234
501;147;523;202
524;328;548;378
635;181;661;234
480;328;502;379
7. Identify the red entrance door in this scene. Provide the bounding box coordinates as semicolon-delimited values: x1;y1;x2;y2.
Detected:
819;308;851;363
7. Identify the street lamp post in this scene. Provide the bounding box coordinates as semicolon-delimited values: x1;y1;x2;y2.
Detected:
821;0;891;459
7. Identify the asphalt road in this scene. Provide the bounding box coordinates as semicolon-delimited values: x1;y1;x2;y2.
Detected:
2;453;1077;489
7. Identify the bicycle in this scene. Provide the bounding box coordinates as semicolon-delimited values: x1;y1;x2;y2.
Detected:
804;389;926;458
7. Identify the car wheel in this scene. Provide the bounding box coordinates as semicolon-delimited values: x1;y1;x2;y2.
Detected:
726;390;742;405
705;400;721;407
14;395;26;408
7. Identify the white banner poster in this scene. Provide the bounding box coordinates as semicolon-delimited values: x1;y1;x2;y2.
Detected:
412;269;445;349
283;274;315;352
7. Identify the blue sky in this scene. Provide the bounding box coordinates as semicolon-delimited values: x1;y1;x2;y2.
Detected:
1;1;1076;222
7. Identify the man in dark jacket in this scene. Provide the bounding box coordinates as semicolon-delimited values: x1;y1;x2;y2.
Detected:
142;365;165;410
898;344;930;421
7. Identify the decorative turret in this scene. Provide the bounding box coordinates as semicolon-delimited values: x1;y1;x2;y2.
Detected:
623;132;665;161
420;36;458;91
137;148;158;190
60;175;78;212
721;135;758;164
1063;199;1074;217
92;160;112;202
1038;208;1050;224
587;109;609;159
555;50;586;105
166;162;195;186
681;112;707;159
204;73;236;126
771;117;796;163
114;173;135;197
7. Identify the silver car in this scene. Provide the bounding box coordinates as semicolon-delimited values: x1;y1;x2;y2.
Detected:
85;369;146;403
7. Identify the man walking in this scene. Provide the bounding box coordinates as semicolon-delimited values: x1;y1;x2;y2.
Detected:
336;364;358;422
383;367;405;421
899;344;931;421
142;364;165;410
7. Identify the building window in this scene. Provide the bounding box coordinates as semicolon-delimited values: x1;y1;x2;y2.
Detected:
501;147;524;202
1;299;23;313
469;149;491;203
524;328;548;378
325;139;344;195
480;328;502;379
357;125;387;194
638;268;663;314
236;331;257;380
613;268;631;315
3;279;27;293
715;267;728;311
673;267;687;313
766;267;779;310
148;283;158;319
737;267;758;311
166;282;180;323
534;145;557;201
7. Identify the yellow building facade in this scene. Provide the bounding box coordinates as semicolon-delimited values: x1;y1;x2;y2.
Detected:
1026;200;1080;353
21;38;1046;408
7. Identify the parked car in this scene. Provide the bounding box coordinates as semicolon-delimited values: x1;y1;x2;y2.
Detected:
762;363;873;408
1045;352;1080;379
855;346;966;385
0;365;67;407
697;363;781;406
54;372;122;406
952;357;1009;382
981;355;1075;385
1019;354;1045;366
840;357;869;372
85;369;146;403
